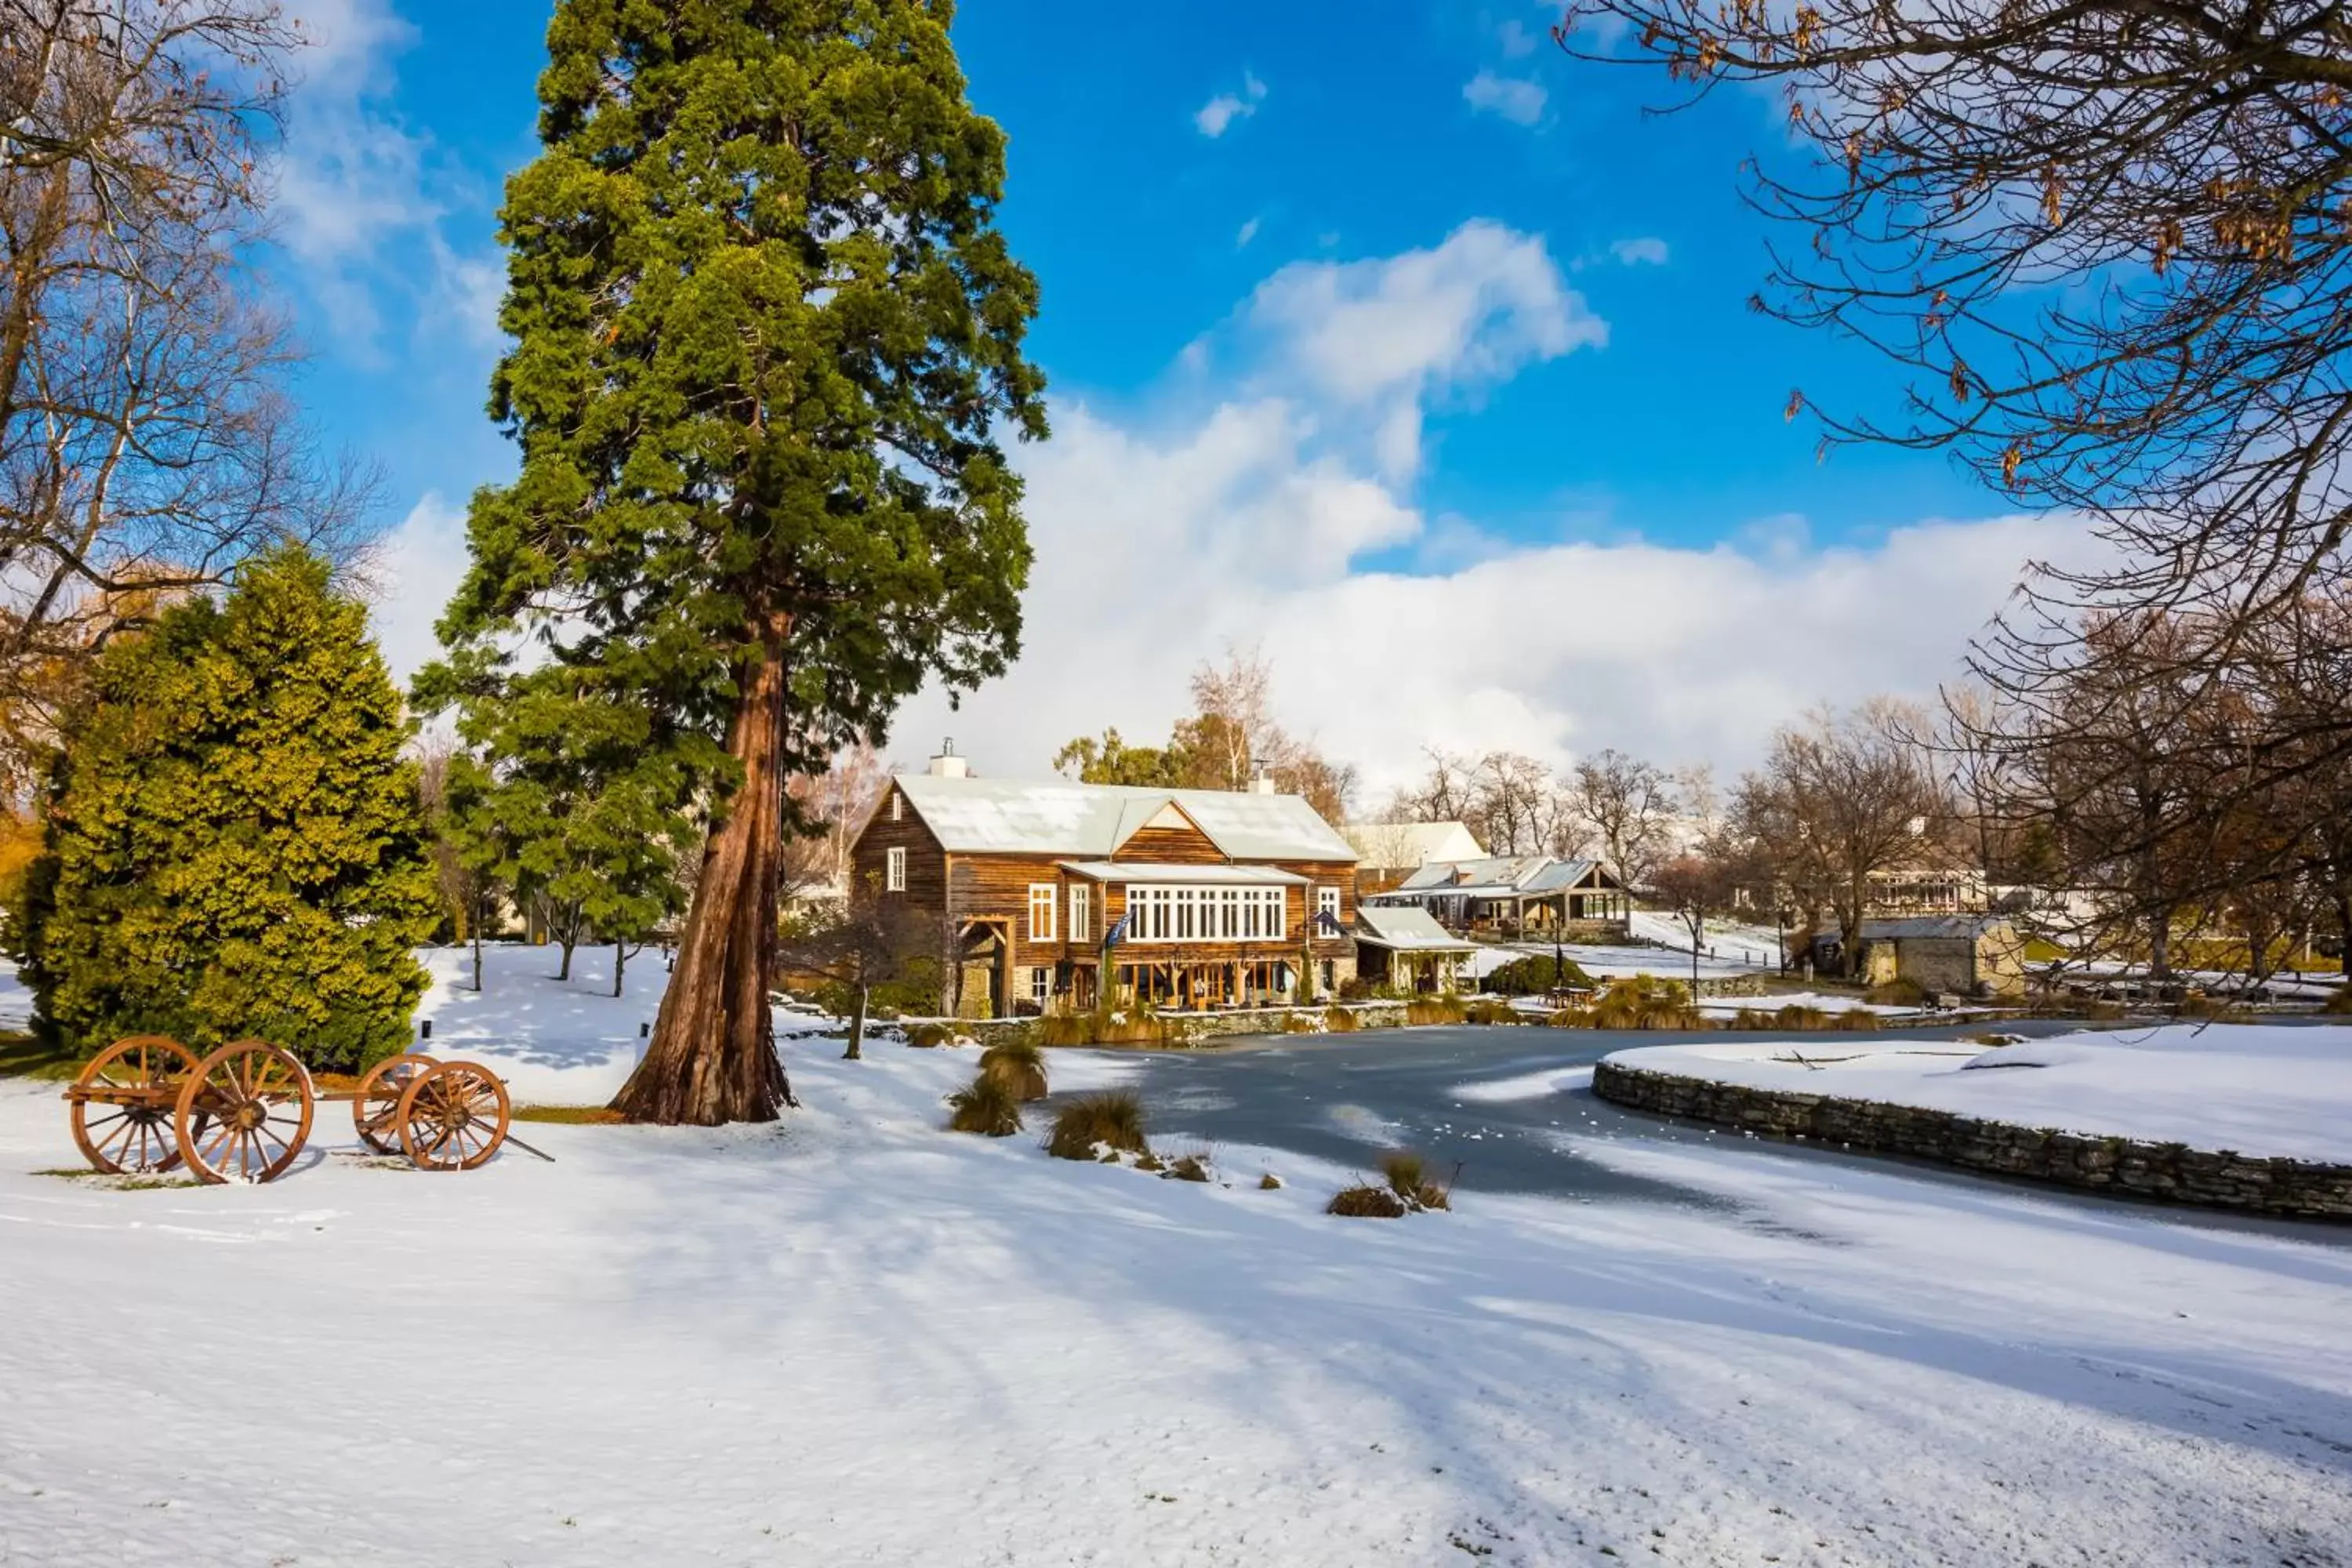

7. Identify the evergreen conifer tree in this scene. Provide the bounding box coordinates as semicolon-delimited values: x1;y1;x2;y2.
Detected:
17;549;437;1069
430;0;1046;1123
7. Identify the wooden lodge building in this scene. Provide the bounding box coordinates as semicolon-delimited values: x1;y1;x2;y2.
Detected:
1367;855;1633;940
851;747;1361;1018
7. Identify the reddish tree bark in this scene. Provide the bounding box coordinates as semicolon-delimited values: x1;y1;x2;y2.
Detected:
610;618;796;1123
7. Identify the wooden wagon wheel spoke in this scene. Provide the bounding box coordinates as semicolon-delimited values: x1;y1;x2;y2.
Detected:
176;1042;314;1185
67;1036;198;1175
396;1062;511;1172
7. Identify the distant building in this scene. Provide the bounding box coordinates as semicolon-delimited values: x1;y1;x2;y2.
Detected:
1353;906;1479;994
1856;916;2027;1000
1342;821;1487;893
1865;865;1991;917
1367;855;1632;939
851;745;1359;1018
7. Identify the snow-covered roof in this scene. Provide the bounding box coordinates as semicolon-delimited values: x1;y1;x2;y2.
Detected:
1341;820;1486;869
1354;906;1479;953
1057;862;1309;886
1390;855;1611;896
890;775;1356;862
1860;916;2014;941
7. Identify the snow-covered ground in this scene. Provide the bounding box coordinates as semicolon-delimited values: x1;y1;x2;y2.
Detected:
5;946;2352;1565
1606;1025;2352;1164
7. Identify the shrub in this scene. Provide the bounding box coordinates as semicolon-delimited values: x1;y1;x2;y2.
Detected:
946;1073;1022;1137
1406;996;1466;1026
905;1021;957;1048
1378;1150;1454;1210
1045;1091;1149;1160
1167;1154;1211;1182
1325;1183;1408;1218
1324;1005;1360;1033
1864;977;1928;1007
1484;954;1596;996
978;1040;1049;1101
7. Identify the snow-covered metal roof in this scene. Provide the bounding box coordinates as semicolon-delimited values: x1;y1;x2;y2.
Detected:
1391;855;1610;896
1341;820;1487;869
1354;906;1479;953
891;775;1356;862
1056;862;1310;886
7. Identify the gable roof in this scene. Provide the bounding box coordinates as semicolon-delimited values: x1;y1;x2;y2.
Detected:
1354;906;1479;952
1341;820;1486;868
1386;854;1621;897
887;774;1356;862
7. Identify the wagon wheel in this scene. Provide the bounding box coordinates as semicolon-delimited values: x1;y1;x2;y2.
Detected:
395;1061;510;1172
352;1054;437;1154
175;1040;315;1185
69;1036;199;1175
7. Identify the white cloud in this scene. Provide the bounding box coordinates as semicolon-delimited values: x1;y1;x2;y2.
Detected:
1464;70;1547;127
1195;71;1268;137
275;0;504;359
1610;236;1670;266
1242;220;1604;478
1236;216;1261;249
1498;18;1541;58
364;492;470;686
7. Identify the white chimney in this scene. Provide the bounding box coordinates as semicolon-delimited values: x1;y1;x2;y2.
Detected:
927;738;970;779
1246;772;1277;796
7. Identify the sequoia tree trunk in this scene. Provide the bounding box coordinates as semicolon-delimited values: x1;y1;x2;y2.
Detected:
611;615;796;1123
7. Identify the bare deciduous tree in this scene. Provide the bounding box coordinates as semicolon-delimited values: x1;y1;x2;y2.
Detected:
0;2;366;782
1570;749;1679;888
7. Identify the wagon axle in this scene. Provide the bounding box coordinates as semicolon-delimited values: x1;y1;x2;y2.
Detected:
64;1038;513;1183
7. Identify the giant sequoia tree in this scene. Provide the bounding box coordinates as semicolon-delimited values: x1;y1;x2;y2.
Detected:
433;1;1045;1124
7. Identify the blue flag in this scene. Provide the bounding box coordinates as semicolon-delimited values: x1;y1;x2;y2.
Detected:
1103;911;1133;949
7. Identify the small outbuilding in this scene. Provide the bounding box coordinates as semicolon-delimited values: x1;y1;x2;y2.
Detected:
1857;916;2027;1000
1354;906;1479;995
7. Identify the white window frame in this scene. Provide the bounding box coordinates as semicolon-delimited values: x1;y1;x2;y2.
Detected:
1028;884;1058;943
884;846;906;893
890;790;902;822
1122;885;1286;943
1316;885;1341;937
1030;966;1050;1006
1069;884;1091;945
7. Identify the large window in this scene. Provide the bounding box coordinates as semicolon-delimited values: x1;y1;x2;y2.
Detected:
885;847;906;893
1069;884;1091;944
1028;884;1057;942
1123;885;1287;943
1316;885;1341;935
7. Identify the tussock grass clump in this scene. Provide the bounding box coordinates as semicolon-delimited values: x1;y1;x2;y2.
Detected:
1258;1172;1283;1190
1036;1014;1094;1047
1406;996;1466;1027
946;1073;1023;1137
1324;1005;1361;1033
1045;1090;1150;1160
1167;1153;1211;1182
1727;1007;1774;1030
1134;1151;1167;1173
905;1022;956;1049
1831;1008;1882;1032
1282;1013;1321;1033
978;1039;1049;1102
2324;985;2352;1015
1584;976;1704;1030
1774;1004;1833;1030
2174;993;2252;1022
1462;999;1519;1027
1544;1007;1595;1029
1377;1150;1454;1210
1325;1182;1408;1218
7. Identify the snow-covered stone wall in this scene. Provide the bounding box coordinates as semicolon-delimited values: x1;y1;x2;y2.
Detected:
1593;1059;2352;1218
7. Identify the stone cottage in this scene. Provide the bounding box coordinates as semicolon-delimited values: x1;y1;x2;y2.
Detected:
1857;916;2027;1000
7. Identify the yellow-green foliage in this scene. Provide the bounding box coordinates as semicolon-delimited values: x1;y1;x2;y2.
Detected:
1045;1091;1149;1160
1406;996;1466;1026
978;1039;1048;1101
947;1073;1022;1136
1258;1172;1283;1190
1325;1182;1407;1218
1324;1005;1361;1033
16;550;437;1070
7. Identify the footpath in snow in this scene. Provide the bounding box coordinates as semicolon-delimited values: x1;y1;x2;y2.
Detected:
2;946;2350;1566
1604;1024;2352;1165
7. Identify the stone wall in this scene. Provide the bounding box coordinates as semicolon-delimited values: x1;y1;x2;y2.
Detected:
1593;1059;2352;1220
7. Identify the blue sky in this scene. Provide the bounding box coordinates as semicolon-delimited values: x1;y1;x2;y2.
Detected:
281;0;2071;796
